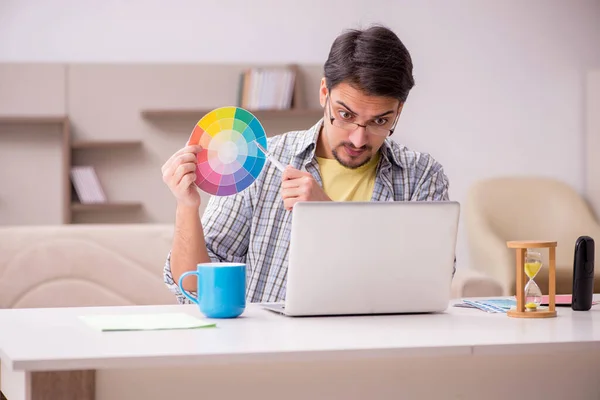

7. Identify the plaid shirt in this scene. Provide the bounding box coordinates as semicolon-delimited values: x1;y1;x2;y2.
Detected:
163;118;451;304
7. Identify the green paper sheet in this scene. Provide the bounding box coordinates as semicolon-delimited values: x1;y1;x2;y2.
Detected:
79;313;216;331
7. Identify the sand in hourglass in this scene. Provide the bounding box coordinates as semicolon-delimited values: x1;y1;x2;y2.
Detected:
524;261;542;279
524;257;543;309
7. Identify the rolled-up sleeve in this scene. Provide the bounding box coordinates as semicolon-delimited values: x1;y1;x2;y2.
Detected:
162;191;252;304
163;250;195;304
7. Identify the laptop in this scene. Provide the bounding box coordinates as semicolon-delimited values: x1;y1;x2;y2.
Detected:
261;201;460;317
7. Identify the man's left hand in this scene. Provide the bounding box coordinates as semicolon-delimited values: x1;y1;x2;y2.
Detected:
281;166;331;211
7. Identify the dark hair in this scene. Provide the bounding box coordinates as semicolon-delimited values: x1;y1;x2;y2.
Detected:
324;25;415;102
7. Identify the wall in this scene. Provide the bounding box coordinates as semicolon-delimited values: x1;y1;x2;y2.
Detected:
1;0;599;269
588;70;600;219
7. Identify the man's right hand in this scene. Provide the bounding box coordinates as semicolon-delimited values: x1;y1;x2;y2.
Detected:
161;145;204;208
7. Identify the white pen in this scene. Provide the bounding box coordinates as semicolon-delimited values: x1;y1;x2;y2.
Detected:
254;141;287;173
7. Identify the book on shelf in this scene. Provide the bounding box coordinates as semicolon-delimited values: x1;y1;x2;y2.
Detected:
70;166;107;204
238;67;296;110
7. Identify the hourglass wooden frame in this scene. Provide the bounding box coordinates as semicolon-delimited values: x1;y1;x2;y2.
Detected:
506;240;557;318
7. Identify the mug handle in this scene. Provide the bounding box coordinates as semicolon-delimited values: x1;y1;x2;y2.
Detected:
178;271;200;304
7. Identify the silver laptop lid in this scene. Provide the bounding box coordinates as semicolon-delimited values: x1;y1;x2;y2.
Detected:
285;201;460;316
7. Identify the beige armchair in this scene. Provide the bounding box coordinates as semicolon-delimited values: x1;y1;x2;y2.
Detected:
465;176;600;296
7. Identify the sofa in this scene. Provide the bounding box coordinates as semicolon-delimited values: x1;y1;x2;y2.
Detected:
0;223;501;310
0;224;177;309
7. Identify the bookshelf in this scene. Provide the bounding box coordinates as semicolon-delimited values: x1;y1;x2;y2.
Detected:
71;140;143;150
69;141;145;221
0;116;144;224
70;202;143;212
0;115;68;124
140;64;322;122
141;108;322;120
1;62;324;225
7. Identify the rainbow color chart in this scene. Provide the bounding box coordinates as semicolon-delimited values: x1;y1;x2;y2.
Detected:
187;107;267;196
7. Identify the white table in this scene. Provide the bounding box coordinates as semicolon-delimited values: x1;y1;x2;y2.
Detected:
1;298;600;400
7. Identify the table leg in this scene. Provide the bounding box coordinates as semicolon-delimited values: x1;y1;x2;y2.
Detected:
0;359;30;400
1;359;94;400
31;370;94;400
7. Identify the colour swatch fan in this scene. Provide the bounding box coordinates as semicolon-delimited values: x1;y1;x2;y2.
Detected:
187;107;267;196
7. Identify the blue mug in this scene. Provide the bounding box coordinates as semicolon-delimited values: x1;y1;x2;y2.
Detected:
179;262;246;318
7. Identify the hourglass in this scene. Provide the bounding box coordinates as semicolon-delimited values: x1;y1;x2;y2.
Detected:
524;250;543;309
506;240;558;318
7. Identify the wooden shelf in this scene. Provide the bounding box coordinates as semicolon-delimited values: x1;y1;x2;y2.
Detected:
71;140;143;150
0;115;67;124
0;62;322;226
140;108;322;119
71;202;143;212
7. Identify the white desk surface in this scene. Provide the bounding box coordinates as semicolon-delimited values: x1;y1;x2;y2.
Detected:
1;298;599;372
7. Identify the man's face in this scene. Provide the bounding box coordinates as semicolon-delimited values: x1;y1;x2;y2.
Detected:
318;79;403;169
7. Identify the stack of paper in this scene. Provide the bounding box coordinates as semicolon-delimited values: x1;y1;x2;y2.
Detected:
79;313;216;331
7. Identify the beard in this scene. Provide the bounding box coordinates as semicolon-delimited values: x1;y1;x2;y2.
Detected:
332;143;372;169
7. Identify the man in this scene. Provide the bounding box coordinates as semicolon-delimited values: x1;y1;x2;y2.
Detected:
161;25;450;304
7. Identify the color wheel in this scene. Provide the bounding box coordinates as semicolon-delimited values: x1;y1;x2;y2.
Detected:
187;106;267;196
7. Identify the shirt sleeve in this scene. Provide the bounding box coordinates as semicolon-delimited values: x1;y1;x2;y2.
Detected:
163;192;253;304
411;166;450;201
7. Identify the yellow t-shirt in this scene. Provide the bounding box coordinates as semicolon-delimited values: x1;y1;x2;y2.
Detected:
316;153;380;202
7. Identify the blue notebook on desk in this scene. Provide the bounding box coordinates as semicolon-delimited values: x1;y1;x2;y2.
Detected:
457;299;516;313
